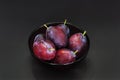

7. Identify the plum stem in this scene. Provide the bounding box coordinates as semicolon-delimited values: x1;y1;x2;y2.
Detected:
44;24;48;29
82;31;87;36
49;48;55;51
74;50;78;54
64;19;67;25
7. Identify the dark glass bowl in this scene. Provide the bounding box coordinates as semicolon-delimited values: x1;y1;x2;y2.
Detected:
28;22;90;66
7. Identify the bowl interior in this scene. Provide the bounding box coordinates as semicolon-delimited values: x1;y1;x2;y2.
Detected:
28;22;90;66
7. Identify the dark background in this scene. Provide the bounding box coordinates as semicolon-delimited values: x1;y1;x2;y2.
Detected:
0;0;120;80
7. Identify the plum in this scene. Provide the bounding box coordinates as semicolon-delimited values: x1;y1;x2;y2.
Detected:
45;24;69;48
54;49;77;65
69;31;87;56
33;34;56;60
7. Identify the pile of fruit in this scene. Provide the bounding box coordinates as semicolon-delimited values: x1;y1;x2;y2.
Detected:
32;20;88;65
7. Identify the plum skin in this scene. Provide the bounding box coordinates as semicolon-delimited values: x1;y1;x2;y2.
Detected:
33;34;56;61
69;33;87;52
54;49;76;65
46;24;69;48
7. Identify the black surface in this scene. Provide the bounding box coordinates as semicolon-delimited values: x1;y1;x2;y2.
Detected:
0;0;120;80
